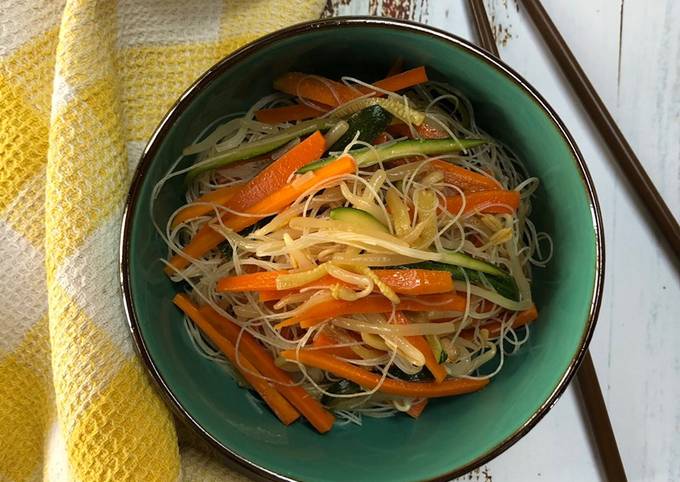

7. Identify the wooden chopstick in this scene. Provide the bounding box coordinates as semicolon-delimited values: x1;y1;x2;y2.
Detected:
520;0;680;259
468;0;499;56
467;1;627;481
576;352;628;481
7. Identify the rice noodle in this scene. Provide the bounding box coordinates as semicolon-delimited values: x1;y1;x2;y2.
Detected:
153;76;552;426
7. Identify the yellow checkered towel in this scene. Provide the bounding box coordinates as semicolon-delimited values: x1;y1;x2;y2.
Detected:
0;1;324;480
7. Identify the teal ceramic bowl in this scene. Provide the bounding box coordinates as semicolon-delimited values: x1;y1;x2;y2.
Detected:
121;17;603;481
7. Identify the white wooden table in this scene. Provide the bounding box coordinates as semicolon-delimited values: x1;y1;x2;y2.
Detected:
326;1;680;480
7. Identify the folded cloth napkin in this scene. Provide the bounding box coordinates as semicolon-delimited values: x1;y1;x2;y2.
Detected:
0;1;324;480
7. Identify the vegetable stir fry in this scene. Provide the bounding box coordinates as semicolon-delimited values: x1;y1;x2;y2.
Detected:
154;65;552;432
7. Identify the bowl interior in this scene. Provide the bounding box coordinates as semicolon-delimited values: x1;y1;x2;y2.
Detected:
124;22;600;482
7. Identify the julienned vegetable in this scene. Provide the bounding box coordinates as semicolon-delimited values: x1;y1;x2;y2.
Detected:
276;293;468;329
329;207;389;233
297;138;487;173
393;261;519;301
281;349;489;397
159;66;550;432
186;118;335;182
329;97;426;126
330;105;392;152
199;305;335;433
171;183;242;228
393;312;447;383
446;190;521;215
166;153;355;274
428;159;501;192
313;330;361;359
406;399;428;418
436;249;506;277
173;294;300;426
272;67;429;107
217;268;454;297
461;304;538;339
168;131;329;273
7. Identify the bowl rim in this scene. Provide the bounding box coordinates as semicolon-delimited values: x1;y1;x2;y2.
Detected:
120;16;605;482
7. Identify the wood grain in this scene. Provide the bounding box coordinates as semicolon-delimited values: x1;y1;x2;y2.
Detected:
323;0;429;19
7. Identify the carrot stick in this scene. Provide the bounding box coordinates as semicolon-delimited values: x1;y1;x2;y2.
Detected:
273;73;359;106
199;306;335;433
222;154;355;233
228;130;327;214
415;121;449;139
259;290;287;303
370;66;429;94
516;304;539;324
171;183;242;228
165;153;355;274
217;271;280;292
373;132;392;145
430;160;501;192
166;131;325;274
445;190;521;215
278;293;468;329
386;122;450;140
406;399;428;418
312;330;359;360
173;294;300;425
217;269;453;296
386;123;414;139
255;103;329;124
273;67;429;107
394;312;447;383
281;349;489;398
374;269;453;296
461;304;538;339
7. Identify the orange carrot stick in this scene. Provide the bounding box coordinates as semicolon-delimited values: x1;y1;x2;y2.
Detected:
273;73;359;106
386;123;414;139
406;399;428;418
259;290;287;303
165;153;355;274
374;270;453;296
166;131;324;273
516;304;539;324
394;312;447;383
173;294;300;425
278;293;468;329
370;66;429;94
273;67;429;107
445;190;521;215
198;306;335;433
429;160;502;192
222;155;355;234
461;304;538;339
218;269;453;296
171;183;242;228
312;330;359;360
255;103;329;124
228;130;326;214
281;349;489;398
217;271;280;292
372;131;392;145
386;122;441;140
415;121;450;139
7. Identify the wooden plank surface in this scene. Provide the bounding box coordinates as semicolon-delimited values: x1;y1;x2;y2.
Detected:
325;1;680;480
